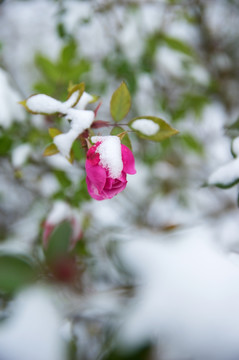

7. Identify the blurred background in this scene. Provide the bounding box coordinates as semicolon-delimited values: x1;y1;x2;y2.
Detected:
1;0;239;359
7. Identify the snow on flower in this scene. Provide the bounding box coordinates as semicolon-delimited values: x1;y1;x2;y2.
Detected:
85;136;136;200
43;201;82;249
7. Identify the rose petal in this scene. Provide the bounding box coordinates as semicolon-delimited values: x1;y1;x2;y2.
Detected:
121;145;136;175
104;177;114;190
86;176;106;200
85;162;106;192
102;181;127;199
86;144;100;166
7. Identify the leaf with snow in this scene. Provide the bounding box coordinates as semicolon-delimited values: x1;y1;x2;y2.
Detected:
53;109;94;159
20;94;64;115
66;82;85;107
129;116;179;141
208;158;239;188
110;82;131;122
20;83;85;115
208;136;239;188
231;136;239;158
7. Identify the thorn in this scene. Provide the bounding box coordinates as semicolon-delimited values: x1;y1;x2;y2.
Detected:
94;101;102;117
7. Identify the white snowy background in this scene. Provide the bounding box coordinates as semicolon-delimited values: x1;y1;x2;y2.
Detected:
1;1;239;360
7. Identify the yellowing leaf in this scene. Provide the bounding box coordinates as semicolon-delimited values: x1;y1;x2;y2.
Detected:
110;82;131;122
48;127;62;139
67;149;74;164
43;143;59;157
129;116;179;142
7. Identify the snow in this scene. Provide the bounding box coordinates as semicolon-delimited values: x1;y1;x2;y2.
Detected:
47;201;72;225
11;143;32;168
63;90;80;109
208;158;239;187
75;92;94;110
26;94;64;114
119;226;239;360
0;287;66;360
91;136;123;178
64;108;94;126
131;119;160;136
54;109;94;158
37;173;60;197
0;68;25;128
232;136;239;156
26;89;84;115
53;130;78;159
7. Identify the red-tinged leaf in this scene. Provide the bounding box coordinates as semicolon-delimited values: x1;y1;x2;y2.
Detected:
91;120;111;129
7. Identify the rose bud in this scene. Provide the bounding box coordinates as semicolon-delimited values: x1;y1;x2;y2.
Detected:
85;136;136;200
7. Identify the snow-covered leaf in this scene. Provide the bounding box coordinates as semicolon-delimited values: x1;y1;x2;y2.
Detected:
110;82;131;122
65;82;85;108
20;94;64;115
208;158;239;188
129;116;179;141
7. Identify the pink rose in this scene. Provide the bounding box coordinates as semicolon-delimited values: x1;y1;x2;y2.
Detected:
85;141;136;200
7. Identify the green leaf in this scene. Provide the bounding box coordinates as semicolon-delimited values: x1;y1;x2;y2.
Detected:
43;143;59;157
45;221;72;262
0;135;12;155
162;35;195;57
0;254;35;294
110;82;131;122
35;54;60;82
48;128;62;139
60;40;77;64
54;170;72;188
111;126;132;150
129;116;179;141
181;133;204;155
72;140;85;161
71;177;91;206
